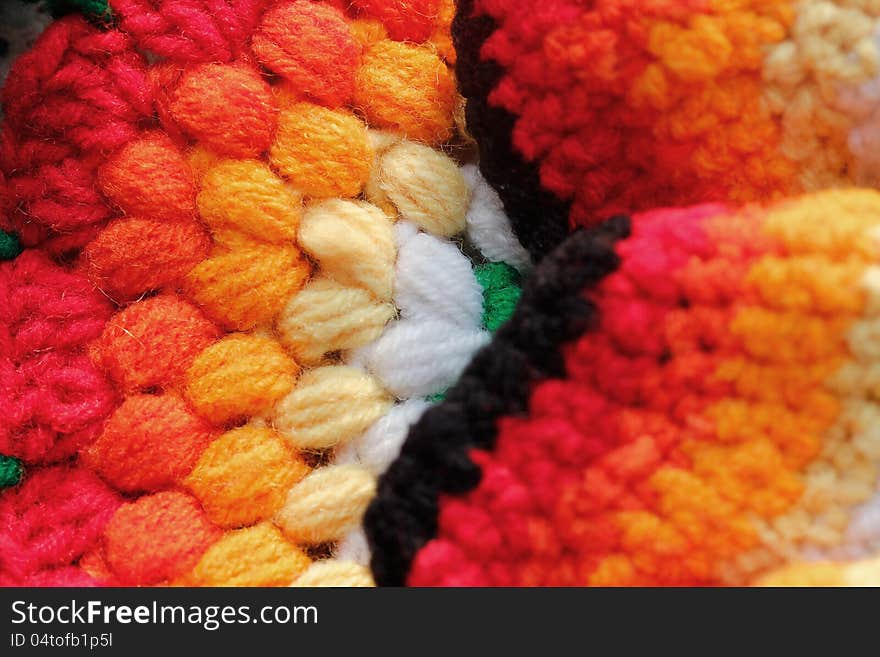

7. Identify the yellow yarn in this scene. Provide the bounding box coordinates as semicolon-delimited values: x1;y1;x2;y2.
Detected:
197;159;302;246
365;130;403;217
276;277;395;365
185;425;310;528
757;556;880;587
353;40;456;145
185;245;311;330
349;17;388;48
374;140;469;236
186;333;299;425
176;523;311;587
275;464;377;544
186;145;223;183
270;103;373;199
273;366;392;450
299;199;396;301
291;561;375;587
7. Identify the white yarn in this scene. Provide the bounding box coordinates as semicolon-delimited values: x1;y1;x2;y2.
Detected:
461;164;531;273
353;320;490;399
333;174;520;568
394;224;484;329
348;219;489;398
335;398;430;475
334;527;372;567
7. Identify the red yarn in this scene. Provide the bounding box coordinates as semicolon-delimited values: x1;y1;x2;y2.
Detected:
110;0;273;63
0;16;152;249
0;466;121;584
9;567;100;588
0;353;119;463
2;16;152;154
0;129;111;253
0;250;113;361
0;251;117;463
351;0;441;42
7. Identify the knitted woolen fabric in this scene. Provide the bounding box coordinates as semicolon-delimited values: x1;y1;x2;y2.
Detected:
0;1;520;587
368;189;880;586
454;0;880;258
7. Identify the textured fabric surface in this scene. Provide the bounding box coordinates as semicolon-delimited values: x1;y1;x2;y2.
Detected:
369;190;880;586
455;0;880;257
0;0;524;587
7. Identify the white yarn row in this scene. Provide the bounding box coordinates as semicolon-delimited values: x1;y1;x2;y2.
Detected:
333;168;528;565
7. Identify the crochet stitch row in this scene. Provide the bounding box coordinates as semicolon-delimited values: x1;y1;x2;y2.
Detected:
369;188;880;586
0;0;525;587
455;0;880;256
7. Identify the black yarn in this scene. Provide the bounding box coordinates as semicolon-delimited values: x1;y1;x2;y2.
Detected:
365;216;631;586
452;0;571;260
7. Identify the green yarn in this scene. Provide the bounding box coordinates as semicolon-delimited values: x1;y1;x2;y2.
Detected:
0;456;23;489
475;262;522;333
0;231;22;261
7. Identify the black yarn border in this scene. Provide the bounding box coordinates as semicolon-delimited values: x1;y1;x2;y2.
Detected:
365;216;631;586
451;0;572;260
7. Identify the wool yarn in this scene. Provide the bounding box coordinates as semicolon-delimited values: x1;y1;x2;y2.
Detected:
369;189;880;586
0;251;116;464
1;16;151;253
454;0;880;257
84;394;215;493
0;457;22;489
0;466;120;586
0;0;522;587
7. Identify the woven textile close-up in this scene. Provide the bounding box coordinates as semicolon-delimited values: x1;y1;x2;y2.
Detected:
4;0;880;590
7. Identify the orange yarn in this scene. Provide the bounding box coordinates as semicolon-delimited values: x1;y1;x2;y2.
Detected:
354;40;456;144
83;394;214;493
92;294;220;392
270;103;372;198
252;0;361;107
83;217;211;301
186;426;310;528
185;333;299;425
349;17;389;47
103;491;221;585
2;0;466;590
185;245;311;330
196;159;302;246
351;0;440;43
169;64;279;158
430;0;456;64
98;133;197;223
177;522;311;587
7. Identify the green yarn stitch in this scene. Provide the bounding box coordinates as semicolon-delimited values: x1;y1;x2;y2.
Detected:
0;231;22;261
475;262;522;333
0;456;23;489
